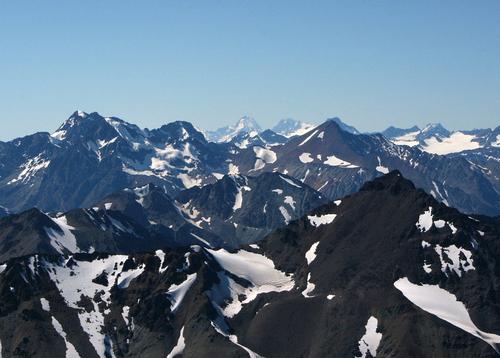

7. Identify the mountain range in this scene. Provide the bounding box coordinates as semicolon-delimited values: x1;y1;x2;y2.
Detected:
382;123;500;155
0;110;499;356
0;112;498;216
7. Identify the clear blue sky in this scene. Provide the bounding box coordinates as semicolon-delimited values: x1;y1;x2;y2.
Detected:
0;0;499;140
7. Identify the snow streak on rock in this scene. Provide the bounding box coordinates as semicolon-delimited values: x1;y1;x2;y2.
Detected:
394;278;500;352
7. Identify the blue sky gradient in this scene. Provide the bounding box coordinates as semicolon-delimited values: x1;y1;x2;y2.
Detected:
0;0;499;140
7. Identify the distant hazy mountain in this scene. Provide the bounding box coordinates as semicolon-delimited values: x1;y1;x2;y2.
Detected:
382;125;421;139
207;116;262;142
272;118;316;138
327;117;360;134
383;123;500;155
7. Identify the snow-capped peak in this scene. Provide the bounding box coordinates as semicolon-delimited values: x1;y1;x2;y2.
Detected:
272;118;316;138
234;116;261;132
50;110;94;140
207;116;263;143
421;123;450;137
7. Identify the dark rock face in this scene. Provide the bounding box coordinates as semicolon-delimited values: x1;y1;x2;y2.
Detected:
97;172;327;249
0;172;498;357
175;172;329;247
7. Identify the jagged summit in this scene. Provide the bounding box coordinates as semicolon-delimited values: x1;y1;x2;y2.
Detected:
360;170;416;193
151;120;207;144
51;111;127;143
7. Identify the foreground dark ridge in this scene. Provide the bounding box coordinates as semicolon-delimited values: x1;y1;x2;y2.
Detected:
0;171;498;357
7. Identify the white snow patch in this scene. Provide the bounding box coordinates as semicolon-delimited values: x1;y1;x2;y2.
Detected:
392;130;420;147
279;175;302;188
167;326;186;358
301;273;316;298
317;181;329;191
448;222;457;234
279;206;292;224
208;249;294;317
166;273;197;313
356;316;382;358
305;242;319;265
375;156;389;174
284;196;296;210
253;146;277;171
46;215;79;254
47;255;129;358
177;173;202;189
423;132;481;155
155;250;168;273
51;316;81;357
492;135;500;148
121;306;130;327
434;219;446;228
307;214;336;227
211;322;263;358
416;207;433;232
394;277;500;351
117;265;145;289
323;154;358;168
299;130;319;146
191;233;212;247
434;244;474;277
232;184;251;211
40;297;50;312
228;163;240;175
299;152;314;163
7;155;51;185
